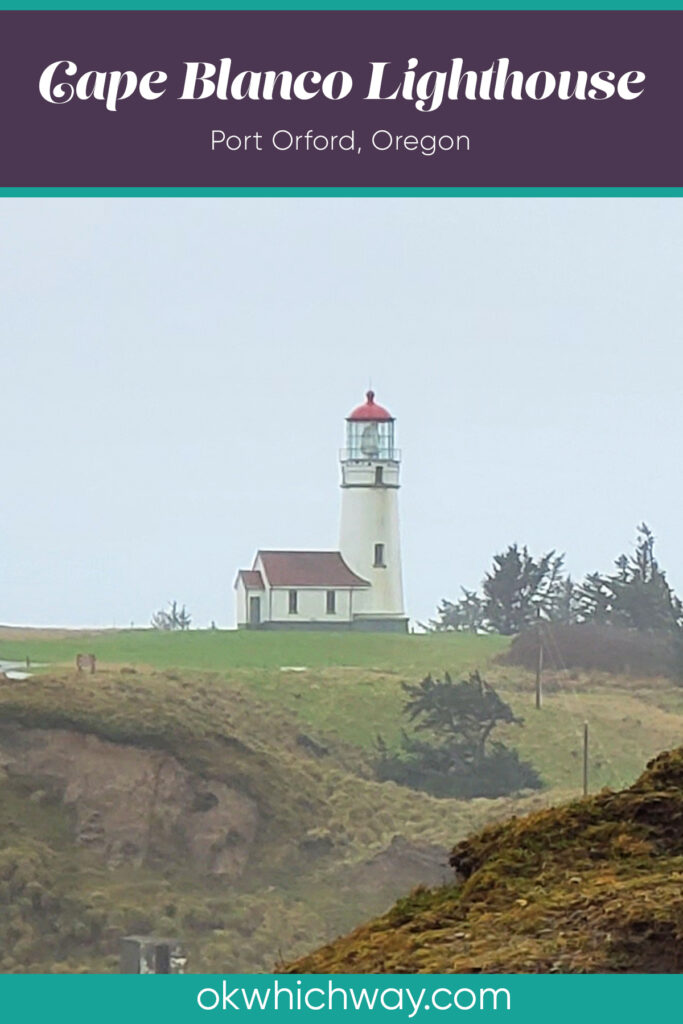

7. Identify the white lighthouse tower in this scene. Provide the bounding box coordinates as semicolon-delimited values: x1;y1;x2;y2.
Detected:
339;391;408;632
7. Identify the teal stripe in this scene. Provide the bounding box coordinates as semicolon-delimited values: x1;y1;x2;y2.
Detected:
0;188;682;198
1;2;682;10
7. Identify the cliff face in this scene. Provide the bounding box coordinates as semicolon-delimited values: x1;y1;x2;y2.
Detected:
0;726;259;876
286;748;683;974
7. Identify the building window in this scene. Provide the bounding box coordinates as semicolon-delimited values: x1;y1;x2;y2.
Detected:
374;543;386;567
288;590;298;614
326;590;336;614
375;466;383;485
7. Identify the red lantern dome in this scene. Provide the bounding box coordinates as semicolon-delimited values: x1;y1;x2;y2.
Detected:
347;390;394;422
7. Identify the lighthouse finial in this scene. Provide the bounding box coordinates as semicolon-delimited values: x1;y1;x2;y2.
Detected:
366;389;375;403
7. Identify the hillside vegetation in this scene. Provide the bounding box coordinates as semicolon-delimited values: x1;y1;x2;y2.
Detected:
0;653;541;972
502;623;681;678
0;629;682;972
286;747;683;973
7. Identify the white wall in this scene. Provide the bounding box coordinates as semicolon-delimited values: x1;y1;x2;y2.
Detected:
235;578;248;626
269;587;353;623
235;578;267;626
339;463;405;616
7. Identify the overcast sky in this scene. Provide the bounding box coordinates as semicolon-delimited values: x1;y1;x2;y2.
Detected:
1;198;681;628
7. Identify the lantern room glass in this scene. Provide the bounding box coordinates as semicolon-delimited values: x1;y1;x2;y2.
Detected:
345;419;396;461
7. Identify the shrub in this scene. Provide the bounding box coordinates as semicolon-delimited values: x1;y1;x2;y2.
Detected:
500;623;678;677
376;742;541;799
375;671;542;799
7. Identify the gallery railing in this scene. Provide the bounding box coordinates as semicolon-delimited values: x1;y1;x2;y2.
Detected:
339;447;401;462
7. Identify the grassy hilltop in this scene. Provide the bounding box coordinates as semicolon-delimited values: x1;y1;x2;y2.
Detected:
0;629;505;754
0;627;682;972
2;627;681;788
0;626;505;673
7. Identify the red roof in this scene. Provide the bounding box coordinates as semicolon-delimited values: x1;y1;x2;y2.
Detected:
348;390;393;422
256;551;369;588
235;569;265;589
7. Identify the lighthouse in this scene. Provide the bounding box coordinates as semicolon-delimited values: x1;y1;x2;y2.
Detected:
234;389;408;632
339;391;408;632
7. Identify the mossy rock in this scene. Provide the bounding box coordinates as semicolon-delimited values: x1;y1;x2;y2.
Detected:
286;746;683;974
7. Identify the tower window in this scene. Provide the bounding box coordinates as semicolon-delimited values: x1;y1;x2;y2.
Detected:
326;590;336;614
288;590;298;614
374;543;386;567
375;466;384;485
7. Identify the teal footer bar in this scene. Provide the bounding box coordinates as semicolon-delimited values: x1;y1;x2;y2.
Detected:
0;974;680;1023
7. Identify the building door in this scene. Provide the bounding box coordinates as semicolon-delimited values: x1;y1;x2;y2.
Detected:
249;595;261;626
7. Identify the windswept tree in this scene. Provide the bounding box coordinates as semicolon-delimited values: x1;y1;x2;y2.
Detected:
427;589;485;633
579;524;682;632
401;670;521;771
547;575;581;625
428;546;566;634
429;524;683;639
151;600;192;631
375;671;541;798
575;571;613;624
482;545;565;635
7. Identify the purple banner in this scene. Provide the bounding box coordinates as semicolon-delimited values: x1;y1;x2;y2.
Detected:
0;10;680;187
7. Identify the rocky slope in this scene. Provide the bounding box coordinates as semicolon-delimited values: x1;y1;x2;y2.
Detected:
286;748;683;973
0;726;259;876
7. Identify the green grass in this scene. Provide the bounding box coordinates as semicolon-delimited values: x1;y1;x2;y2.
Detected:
0;627;507;673
498;686;683;792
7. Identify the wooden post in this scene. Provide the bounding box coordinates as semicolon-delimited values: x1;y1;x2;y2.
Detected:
535;639;544;710
583;722;589;796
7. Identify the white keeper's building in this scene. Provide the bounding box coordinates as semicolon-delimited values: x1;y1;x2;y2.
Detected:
234;390;408;632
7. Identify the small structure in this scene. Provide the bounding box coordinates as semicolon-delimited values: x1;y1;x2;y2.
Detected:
235;391;408;632
76;653;96;674
119;935;187;974
235;550;370;630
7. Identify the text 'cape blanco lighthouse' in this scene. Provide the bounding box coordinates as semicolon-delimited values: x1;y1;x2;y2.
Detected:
234;390;408;632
